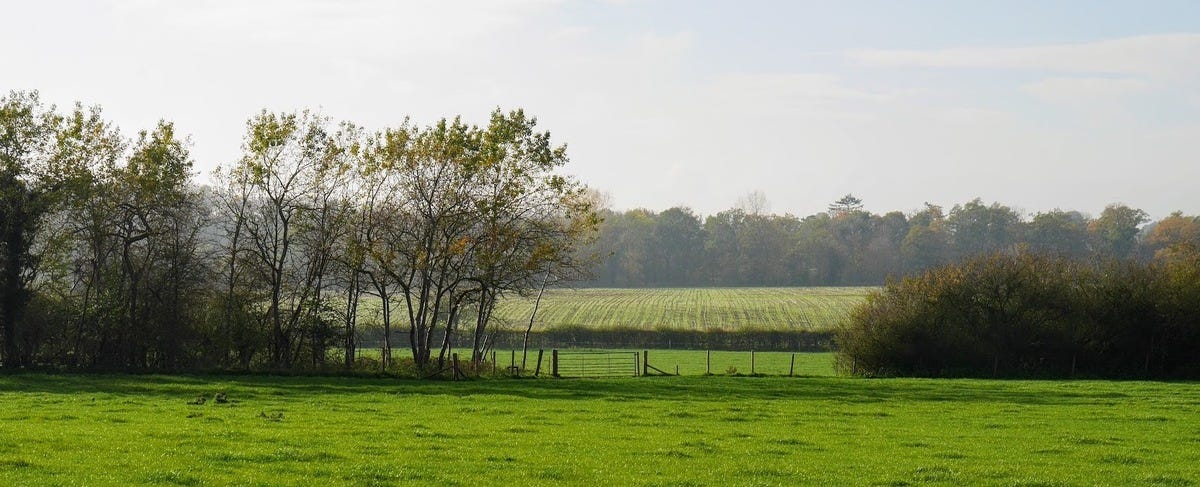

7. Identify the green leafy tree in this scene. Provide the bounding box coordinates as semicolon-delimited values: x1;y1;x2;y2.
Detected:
0;91;59;367
1145;211;1199;263
827;194;863;217
863;211;908;281
1088;204;1148;260
232;110;337;368
1025;210;1090;259
794;214;841;285
702;209;744;285
945;198;1022;258
736;213;798;286
109;121;201;368
1;92;124;367
463;109;599;367
648;207;704;285
828;210;875;284
901;203;948;273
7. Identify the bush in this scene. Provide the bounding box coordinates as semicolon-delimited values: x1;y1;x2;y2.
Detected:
837;252;1200;378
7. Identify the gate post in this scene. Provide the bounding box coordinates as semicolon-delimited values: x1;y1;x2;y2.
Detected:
535;349;544;377
552;349;559;378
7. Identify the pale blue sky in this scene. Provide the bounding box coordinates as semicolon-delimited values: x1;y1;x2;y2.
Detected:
2;1;1198;218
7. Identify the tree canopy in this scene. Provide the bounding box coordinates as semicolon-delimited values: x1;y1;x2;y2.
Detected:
0;90;598;372
582;195;1188;288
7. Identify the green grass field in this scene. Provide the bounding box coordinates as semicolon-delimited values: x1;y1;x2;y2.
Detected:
489;287;873;331
639;350;835;376
2;373;1197;486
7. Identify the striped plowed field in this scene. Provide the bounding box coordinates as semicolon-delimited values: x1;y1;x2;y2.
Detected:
491;287;873;332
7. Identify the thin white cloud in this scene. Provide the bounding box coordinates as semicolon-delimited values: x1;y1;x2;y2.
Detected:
850;34;1200;80
708;74;895;102
111;0;557;58
1022;77;1155;104
637;31;696;56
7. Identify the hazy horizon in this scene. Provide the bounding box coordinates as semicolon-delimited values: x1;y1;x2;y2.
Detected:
4;0;1198;219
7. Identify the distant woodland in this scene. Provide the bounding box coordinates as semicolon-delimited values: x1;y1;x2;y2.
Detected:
581;194;1199;287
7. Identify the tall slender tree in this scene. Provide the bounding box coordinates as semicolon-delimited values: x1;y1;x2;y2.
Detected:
0;91;59;367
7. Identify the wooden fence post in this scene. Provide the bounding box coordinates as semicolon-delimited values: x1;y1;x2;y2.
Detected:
751;349;755;375
789;353;796;377
643;350;649;376
535;349;544;377
552;349;559;378
491;351;497;377
706;350;711;375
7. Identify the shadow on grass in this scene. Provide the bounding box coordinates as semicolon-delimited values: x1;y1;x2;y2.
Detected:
2;372;1195;407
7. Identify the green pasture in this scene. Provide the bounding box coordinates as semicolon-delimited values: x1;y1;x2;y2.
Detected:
1;373;1197;486
639;349;835;376
489;287;873;331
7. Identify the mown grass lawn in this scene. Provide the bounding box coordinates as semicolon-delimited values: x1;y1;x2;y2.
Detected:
1;373;1197;486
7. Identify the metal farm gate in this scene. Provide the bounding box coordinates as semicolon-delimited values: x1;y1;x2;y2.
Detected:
551;350;640;378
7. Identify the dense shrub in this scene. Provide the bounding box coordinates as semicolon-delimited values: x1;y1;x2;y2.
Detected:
836;253;1200;378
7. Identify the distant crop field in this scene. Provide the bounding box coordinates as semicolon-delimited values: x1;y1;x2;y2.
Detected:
490;287;873;332
2;374;1197;485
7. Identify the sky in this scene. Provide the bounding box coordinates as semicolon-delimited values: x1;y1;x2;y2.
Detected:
3;0;1199;219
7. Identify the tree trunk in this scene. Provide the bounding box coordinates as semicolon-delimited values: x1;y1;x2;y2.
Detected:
521;270;551;370
343;272;360;370
471;287;496;368
0;193;31;368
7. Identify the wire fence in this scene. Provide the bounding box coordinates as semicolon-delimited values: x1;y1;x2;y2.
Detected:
344;347;838;377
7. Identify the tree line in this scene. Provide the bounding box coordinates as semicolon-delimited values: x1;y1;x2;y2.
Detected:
583;193;1199;287
0;90;597;372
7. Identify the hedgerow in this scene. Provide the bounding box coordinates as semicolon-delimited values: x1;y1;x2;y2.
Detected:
836;252;1200;378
